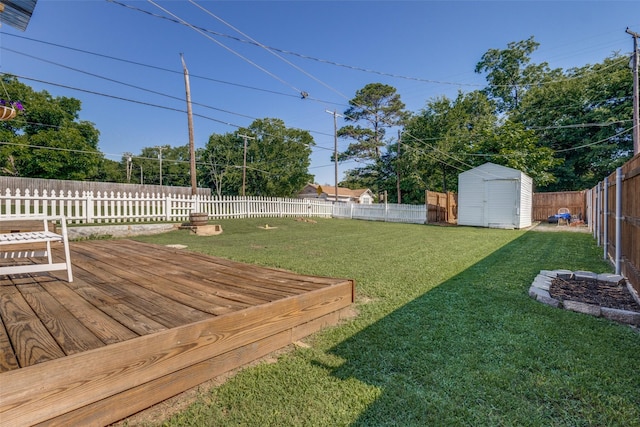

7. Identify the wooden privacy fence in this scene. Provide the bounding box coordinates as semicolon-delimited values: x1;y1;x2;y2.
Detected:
532;191;587;222
0;176;211;196
0;190;333;223
587;153;640;296
426;190;457;224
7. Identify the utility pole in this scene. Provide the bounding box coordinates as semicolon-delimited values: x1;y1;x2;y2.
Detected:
396;130;402;204
124;152;133;183
325;110;343;203
157;146;164;186
181;53;197;194
237;133;255;197
627;27;640;155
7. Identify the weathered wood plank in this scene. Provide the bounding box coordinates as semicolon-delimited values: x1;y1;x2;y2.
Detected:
0;315;19;373
0;281;354;426
0;285;66;367
17;284;106;355
92;240;326;295
90;279;213;327
40;281;138;345
63;280;167;336
74;241;290;304
70;245;248;317
36;328;295;427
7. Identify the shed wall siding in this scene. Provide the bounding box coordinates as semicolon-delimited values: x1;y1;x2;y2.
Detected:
486;179;518;228
457;170;486;227
518;174;533;228
457;162;533;229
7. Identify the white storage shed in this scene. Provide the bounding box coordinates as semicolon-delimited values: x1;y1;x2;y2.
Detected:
457;163;533;229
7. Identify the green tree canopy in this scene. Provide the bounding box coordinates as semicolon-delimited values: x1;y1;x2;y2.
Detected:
475;36;555;113
338;83;408;161
514;54;633;190
401;91;497;196
125;145;192;188
201;118;314;197
200;133;244;197
0;76;103;180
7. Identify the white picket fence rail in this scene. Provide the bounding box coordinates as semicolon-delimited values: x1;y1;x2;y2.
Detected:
333;202;427;224
0;189;334;223
0;189;427;225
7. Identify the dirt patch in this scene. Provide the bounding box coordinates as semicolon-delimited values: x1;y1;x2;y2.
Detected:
530;221;590;233
550;277;640;313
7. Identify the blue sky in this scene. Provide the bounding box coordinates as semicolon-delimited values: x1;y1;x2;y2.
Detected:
1;0;639;186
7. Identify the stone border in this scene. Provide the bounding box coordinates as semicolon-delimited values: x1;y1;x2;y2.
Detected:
68;223;180;239
529;270;640;326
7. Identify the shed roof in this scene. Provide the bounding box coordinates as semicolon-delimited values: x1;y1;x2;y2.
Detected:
460;162;530;180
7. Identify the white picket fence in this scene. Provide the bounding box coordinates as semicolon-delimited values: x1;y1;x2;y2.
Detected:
333;202;427;224
0;189;333;223
0;189;427;225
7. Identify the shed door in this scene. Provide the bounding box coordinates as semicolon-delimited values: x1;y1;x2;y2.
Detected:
485;179;518;227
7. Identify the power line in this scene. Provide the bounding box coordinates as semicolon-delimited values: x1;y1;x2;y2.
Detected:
147;0;307;98
189;0;350;101
106;0;482;88
0;32;346;107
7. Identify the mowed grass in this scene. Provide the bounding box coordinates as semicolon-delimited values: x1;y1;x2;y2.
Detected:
133;218;640;426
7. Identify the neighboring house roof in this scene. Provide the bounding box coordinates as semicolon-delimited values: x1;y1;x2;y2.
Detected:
315;185;371;198
299;184;373;201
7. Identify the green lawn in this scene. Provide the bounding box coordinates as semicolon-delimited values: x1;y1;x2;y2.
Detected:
133;218;640;426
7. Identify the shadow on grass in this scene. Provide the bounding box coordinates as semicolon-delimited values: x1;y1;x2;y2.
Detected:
322;231;640;426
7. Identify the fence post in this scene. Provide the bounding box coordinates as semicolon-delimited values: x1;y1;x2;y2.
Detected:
165;194;172;221
603;178;608;260
615;167;622;275
596;182;601;246
424;190;429;224
85;191;94;223
193;194;200;214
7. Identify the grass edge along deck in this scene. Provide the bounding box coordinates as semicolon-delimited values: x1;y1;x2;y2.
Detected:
0;241;354;426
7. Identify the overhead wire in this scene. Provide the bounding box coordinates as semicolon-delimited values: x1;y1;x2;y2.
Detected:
189;0;351;101
2;47;261;122
146;0;307;99
117;0;634;177
107;0;483;88
0;32;329;103
3;1;633;182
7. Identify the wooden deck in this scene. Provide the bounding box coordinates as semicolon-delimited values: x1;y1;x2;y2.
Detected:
0;239;355;426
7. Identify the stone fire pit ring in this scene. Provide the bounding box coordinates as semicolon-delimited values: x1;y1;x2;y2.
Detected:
529;270;640;326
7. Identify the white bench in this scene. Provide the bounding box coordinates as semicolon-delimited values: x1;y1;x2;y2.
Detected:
0;216;73;282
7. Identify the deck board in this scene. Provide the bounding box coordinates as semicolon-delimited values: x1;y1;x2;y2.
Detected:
0;238;354;426
18;283;105;355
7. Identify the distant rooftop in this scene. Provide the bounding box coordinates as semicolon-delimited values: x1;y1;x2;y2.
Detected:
0;0;38;31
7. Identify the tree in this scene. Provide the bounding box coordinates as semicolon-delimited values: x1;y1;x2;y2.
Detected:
475;36;554;113
200;133;244;197
338;83;408;161
514;54;633;190
401;91;496;195
200;118;314;197
126;145;191;187
0;76;103;180
473;119;560;187
95;158;126;183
